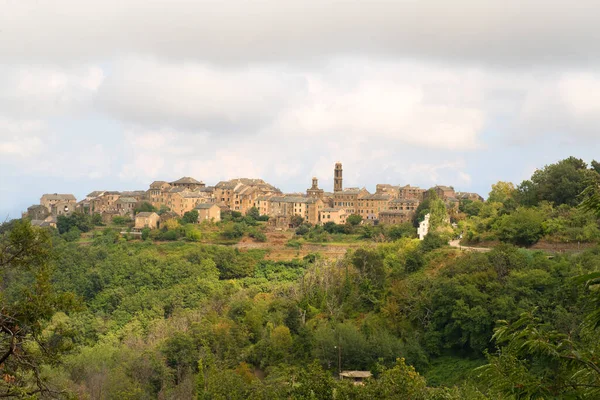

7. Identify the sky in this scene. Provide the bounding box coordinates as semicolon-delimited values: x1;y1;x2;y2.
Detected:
1;0;600;219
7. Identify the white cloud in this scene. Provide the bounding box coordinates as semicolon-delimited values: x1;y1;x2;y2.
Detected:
0;65;104;117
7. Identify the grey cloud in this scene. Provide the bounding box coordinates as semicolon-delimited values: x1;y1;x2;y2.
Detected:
1;1;599;67
95;58;304;133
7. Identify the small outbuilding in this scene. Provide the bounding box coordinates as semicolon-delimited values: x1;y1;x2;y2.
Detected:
339;371;372;385
135;212;160;230
195;203;221;222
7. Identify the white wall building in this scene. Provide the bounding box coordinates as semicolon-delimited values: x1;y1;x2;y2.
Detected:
418;213;430;240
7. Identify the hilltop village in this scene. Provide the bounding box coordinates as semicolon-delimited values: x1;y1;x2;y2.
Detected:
23;162;482;231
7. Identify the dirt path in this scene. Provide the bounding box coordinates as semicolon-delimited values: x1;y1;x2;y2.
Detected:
449;240;492;252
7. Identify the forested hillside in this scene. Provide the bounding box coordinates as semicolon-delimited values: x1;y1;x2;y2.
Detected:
2;157;600;399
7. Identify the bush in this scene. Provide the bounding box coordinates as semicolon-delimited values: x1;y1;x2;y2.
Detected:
141;228;151;241
182;210;199;224
222;223;246;239
495;207;545;246
420;232;446;253
286;239;303;249
160;230;179;241
295;224;311;236
249;230;267;242
63;226;82;242
112;216;132;226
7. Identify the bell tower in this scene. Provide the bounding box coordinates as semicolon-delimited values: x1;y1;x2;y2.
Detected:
334;162;343;192
307;177;324;199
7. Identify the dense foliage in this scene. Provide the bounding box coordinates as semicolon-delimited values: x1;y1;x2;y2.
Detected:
3;156;600;399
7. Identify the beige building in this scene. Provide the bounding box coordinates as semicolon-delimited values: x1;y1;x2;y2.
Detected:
195;203;221;222
135;212;160;230
40;194;77;216
319;208;348;225
170;177;205;190
399;185;426;200
307;177;325;199
148;181;172;206
357;193;392;221
333;188;369;215
166;190;211;216
89;191;121;214
25;204;50;220
378;210;412;225
388;198;420;212
115;197;138;216
424;185;456;201
214;178;281;213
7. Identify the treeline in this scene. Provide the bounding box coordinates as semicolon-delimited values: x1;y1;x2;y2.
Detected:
458;157;600;246
2;218;600;398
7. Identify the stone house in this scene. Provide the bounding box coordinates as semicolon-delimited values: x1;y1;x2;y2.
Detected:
134;212;160;230
148;181;172;206
90;191;121;213
25;204;50;220
166;190;210;216
115;197;138;216
375;184;401;197
170;177;205;190
388;198;420;212
424;185;456;201
319;208;348;225
456;192;484;202
357;193;392;221
378;210;412;225
333;188;370;215
399;185;426;200
195;203;221;222
40;194;77;216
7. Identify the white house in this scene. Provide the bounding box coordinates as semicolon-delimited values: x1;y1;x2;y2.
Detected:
418;213;430;240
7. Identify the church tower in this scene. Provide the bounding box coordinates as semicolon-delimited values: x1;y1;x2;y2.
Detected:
307;177;324;199
334;162;343;192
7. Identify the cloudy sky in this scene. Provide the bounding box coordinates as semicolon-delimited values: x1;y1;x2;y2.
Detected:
1;0;599;218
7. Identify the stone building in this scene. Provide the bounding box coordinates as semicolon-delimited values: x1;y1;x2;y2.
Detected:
90;191;121;214
170;177;205;190
357;193;392;221
378;210;412;225
399;185;426;200
25;204;50;220
319;208;348;225
115;197;138;216
134;212;160;230
40;194;77;216
195;203;221;222
148;181;172;206
334;162;343;192
166;190;211;216
388;198;420;212
306;177;324;199
333;188;370;215
424;185;456;201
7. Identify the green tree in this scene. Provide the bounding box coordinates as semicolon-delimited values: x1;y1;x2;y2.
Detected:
346;214;363;226
476;310;600;399
293;360;334;400
517;157;598;206
290;215;305;228
487;181;516;204
134;201;156;214
182;210;199;224
495;207;545;246
246;207;260;220
0;220;77;397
